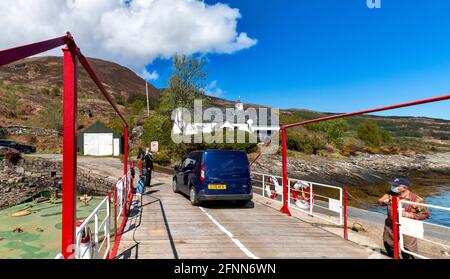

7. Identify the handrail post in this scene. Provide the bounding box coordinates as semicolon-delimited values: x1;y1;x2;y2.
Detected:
123;178;127;217
113;184;118;238
124;126;129;176
262;174;265;198
343;186;348;240
280;128;291;216
106;192;111;259
94;214;99;259
287;178;291;208
61;46;78;260
392;196;400;259
309;184;314;215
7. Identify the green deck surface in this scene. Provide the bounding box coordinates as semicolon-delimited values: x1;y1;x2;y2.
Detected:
0;196;113;259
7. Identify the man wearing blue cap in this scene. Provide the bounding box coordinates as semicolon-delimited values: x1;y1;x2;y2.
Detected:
378;178;430;259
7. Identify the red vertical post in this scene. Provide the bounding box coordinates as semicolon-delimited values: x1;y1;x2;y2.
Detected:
343;186;348;240
107;192;111;260
113;185;118;238
123;126;129;217
124;126;129;176
392;196;400;259
61;46;78;259
280;128;291;216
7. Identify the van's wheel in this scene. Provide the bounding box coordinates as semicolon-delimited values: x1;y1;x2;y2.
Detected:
189;187;200;206
172;179;179;193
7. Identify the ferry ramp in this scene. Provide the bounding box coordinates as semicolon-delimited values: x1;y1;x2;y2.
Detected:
116;172;378;259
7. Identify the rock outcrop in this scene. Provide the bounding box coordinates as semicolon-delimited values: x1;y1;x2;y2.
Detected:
252;152;450;186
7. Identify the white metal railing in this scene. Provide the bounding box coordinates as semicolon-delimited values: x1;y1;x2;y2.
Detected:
251;172;284;203
115;170;132;221
288;178;343;226
55;169;132;260
251;172;344;226
398;200;450;259
115;176;126;220
74;196;110;259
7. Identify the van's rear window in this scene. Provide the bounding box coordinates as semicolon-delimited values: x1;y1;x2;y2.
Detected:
205;152;249;178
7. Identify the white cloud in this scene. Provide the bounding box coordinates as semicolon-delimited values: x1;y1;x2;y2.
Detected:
141;69;159;81
205;80;224;97
0;0;257;72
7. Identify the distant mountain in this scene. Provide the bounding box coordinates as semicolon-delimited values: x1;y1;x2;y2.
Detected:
0;56;161;99
282;109;450;140
0;56;161;127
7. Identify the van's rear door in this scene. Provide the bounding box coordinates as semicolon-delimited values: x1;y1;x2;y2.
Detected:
204;151;250;194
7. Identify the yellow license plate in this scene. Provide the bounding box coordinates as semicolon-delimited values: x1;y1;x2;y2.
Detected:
208;184;227;190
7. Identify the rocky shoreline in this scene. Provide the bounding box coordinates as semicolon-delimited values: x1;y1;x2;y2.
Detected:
252;152;450;187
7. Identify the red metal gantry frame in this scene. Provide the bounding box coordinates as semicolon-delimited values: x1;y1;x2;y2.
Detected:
0;33;129;259
279;94;450;215
2;33;450;260
279;93;450;259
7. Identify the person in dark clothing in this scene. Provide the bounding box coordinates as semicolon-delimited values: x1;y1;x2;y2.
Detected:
144;148;154;187
137;147;145;161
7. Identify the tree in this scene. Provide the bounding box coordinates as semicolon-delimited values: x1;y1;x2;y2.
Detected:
107;115;135;136
286;131;326;155
40;96;62;132
357;120;392;147
142;114;174;148
306;119;348;145
129;99;145;115
158;54;208;116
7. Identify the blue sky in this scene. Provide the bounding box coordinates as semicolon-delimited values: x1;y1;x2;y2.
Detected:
146;0;450;120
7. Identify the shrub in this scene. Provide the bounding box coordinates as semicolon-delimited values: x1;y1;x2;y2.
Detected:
107;115;135;136
40;87;50;95
381;130;393;144
357;121;392;147
129;99;145;115
39;97;62;132
339;137;365;156
306;119;348;146
152;149;172;166
49;87;61;97
142;114;174;148
115;95;126;106
287;131;326;155
380;145;401;155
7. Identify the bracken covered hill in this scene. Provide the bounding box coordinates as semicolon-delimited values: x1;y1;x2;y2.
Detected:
0;56;161;127
0;56;161;99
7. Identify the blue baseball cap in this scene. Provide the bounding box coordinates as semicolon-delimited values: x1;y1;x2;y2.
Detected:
390;178;411;188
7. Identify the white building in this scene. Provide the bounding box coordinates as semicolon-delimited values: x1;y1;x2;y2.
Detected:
172;99;279;142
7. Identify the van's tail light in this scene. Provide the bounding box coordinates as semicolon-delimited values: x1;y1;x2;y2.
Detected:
200;163;205;184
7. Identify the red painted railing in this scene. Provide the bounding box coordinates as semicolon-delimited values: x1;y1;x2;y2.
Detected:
0;33;130;259
109;171;133;259
279;94;450;217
